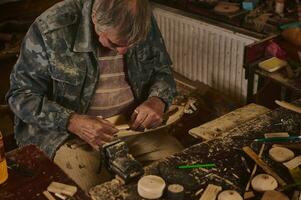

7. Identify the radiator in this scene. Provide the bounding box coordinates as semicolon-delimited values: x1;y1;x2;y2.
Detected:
153;5;258;104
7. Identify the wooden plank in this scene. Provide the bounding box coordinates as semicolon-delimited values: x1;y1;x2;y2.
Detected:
275;100;301;114
199;184;222;200
243;146;287;187
47;182;77;197
189;104;269;140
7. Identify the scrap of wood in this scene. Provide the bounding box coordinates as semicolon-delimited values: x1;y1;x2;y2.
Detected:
189;103;269;140
43;191;56;200
55;193;67;200
283;156;301;170
47;182;77;197
243;146;287;187
244;144;265;192
275;100;301;114
244;190;255;199
264;132;290;138
199;184;222;200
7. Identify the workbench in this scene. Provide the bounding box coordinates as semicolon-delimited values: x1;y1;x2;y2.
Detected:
90;101;301;200
0;145;91;200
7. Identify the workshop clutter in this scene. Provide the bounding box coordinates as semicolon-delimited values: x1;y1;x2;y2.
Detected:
257;33;301;80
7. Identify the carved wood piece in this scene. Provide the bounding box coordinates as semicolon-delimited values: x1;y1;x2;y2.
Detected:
137;175;166;199
269;147;295;162
251;174;278;192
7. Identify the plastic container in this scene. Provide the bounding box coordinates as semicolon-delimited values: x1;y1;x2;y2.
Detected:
0;131;8;184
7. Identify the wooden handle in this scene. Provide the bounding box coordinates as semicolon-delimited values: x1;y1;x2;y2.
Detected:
243;146;287;187
275;100;301;114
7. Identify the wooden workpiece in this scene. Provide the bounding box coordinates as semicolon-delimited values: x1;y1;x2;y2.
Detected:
251;174;278;192
90;100;301;200
137;175;166;199
217;190;243;200
199;184;222;200
269;147;295;162
243;146;287;187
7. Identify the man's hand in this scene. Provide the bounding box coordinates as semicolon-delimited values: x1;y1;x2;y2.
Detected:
131;96;165;130
67;113;118;150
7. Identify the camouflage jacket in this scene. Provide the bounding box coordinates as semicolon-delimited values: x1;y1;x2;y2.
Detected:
6;0;176;158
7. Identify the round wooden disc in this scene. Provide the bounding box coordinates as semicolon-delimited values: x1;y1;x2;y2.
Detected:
138;175;166;199
218;190;243;200
167;184;184;200
251;174;278;192
214;4;240;14
269;147;294;162
261;190;289;200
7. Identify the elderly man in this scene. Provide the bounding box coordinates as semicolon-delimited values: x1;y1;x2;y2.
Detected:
6;0;183;191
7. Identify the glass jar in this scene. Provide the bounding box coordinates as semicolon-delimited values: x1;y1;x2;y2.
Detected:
0;131;8;184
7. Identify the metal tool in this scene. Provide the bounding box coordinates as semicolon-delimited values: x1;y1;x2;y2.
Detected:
101;139;144;183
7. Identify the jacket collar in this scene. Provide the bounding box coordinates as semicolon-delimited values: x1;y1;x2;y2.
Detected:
73;0;96;53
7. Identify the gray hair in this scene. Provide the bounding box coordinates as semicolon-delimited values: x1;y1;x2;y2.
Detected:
92;0;152;46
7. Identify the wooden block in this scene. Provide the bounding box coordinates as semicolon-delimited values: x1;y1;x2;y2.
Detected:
189;104;269;140
199;184;222;200
137;175;166;199
55;193;67;200
167;184;184;200
47;182;77;197
283;156;301;170
243;146;287;187
244;191;255;199
261;190;289;200
264;132;289;138
43;191;56;200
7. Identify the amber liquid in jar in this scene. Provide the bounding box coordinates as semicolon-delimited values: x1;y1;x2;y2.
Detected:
0;131;8;184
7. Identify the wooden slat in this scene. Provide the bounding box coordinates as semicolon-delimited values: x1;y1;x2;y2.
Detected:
243;146;287;187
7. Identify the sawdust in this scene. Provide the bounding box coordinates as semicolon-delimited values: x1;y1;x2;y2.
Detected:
89;100;301;199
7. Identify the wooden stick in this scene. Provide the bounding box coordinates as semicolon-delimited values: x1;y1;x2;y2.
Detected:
275;100;301;114
243;146;287;187
244;144;265;192
43;191;56;200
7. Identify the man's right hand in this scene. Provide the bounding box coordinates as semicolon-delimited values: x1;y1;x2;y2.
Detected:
67;113;118;150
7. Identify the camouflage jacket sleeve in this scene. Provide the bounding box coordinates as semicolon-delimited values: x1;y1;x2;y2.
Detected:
147;17;177;108
6;21;73;132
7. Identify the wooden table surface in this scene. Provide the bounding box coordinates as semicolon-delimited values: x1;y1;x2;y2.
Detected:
90;100;301;200
0;145;91;200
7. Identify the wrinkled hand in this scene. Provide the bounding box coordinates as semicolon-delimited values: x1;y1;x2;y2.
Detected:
131;97;165;130
67;113;118;150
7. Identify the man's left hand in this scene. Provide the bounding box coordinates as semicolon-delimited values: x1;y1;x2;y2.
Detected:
131;97;165;130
